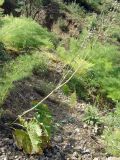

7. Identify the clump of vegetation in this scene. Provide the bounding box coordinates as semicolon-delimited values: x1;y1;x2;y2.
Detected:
13;104;52;154
83;105;102;125
69;91;77;111
62;84;71;96
57;37;93;75
35;104;53;137
0;16;54;51
83;42;120;102
63;0;101;13
58;18;69;32
65;2;85;18
102;103;120;156
103;129;120;156
0;52;48;105
57;35;120;104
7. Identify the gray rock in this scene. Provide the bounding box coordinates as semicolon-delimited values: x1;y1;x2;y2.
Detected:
52;145;60;154
0;155;8;160
44;148;52;158
0;147;5;153
54;136;63;143
8;139;14;145
38;155;46;160
64;143;71;151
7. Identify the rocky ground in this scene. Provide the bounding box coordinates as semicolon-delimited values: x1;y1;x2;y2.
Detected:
0;105;119;160
0;74;119;160
0;98;119;160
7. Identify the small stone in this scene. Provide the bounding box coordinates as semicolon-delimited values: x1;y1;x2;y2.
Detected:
8;139;14;145
44;148;52;158
72;152;79;158
1;147;5;153
67;132;72;136
83;123;88;129
0;141;3;147
74;128;80;133
4;156;8;160
93;158;99;160
54;136;63;143
29;156;35;160
38;155;46;160
7;151;11;155
52;145;60;154
4;138;9;142
64;143;71;151
81;148;90;155
8;156;13;160
56;152;61;158
0;155;8;160
15;155;18;159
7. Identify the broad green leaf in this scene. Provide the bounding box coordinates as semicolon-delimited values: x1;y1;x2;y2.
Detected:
26;119;43;154
13;118;50;155
13;129;32;154
35;104;52;137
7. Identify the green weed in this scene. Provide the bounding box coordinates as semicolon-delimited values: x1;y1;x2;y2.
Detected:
35;103;53;137
83;105;102;125
102;103;120;156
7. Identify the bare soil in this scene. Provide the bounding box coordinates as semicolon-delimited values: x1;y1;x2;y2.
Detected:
0;73;115;160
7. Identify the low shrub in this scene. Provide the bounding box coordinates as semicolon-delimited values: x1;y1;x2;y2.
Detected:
58;18;69;33
103;128;120;156
83;105;102;125
0;52;48;105
83;43;120;102
57;37;120;103
102;103;120;156
64;0;103;13
65;2;85;18
0;16;54;51
57;37;93;75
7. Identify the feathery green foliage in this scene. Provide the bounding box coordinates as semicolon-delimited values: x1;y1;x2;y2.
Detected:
102;103;120;156
83;43;120;101
57;36;120;102
0;16;54;51
103;129;120;156
57;37;93;75
0;52;48;105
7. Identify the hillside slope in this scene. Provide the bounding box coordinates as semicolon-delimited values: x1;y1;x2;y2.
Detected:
0;0;120;159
